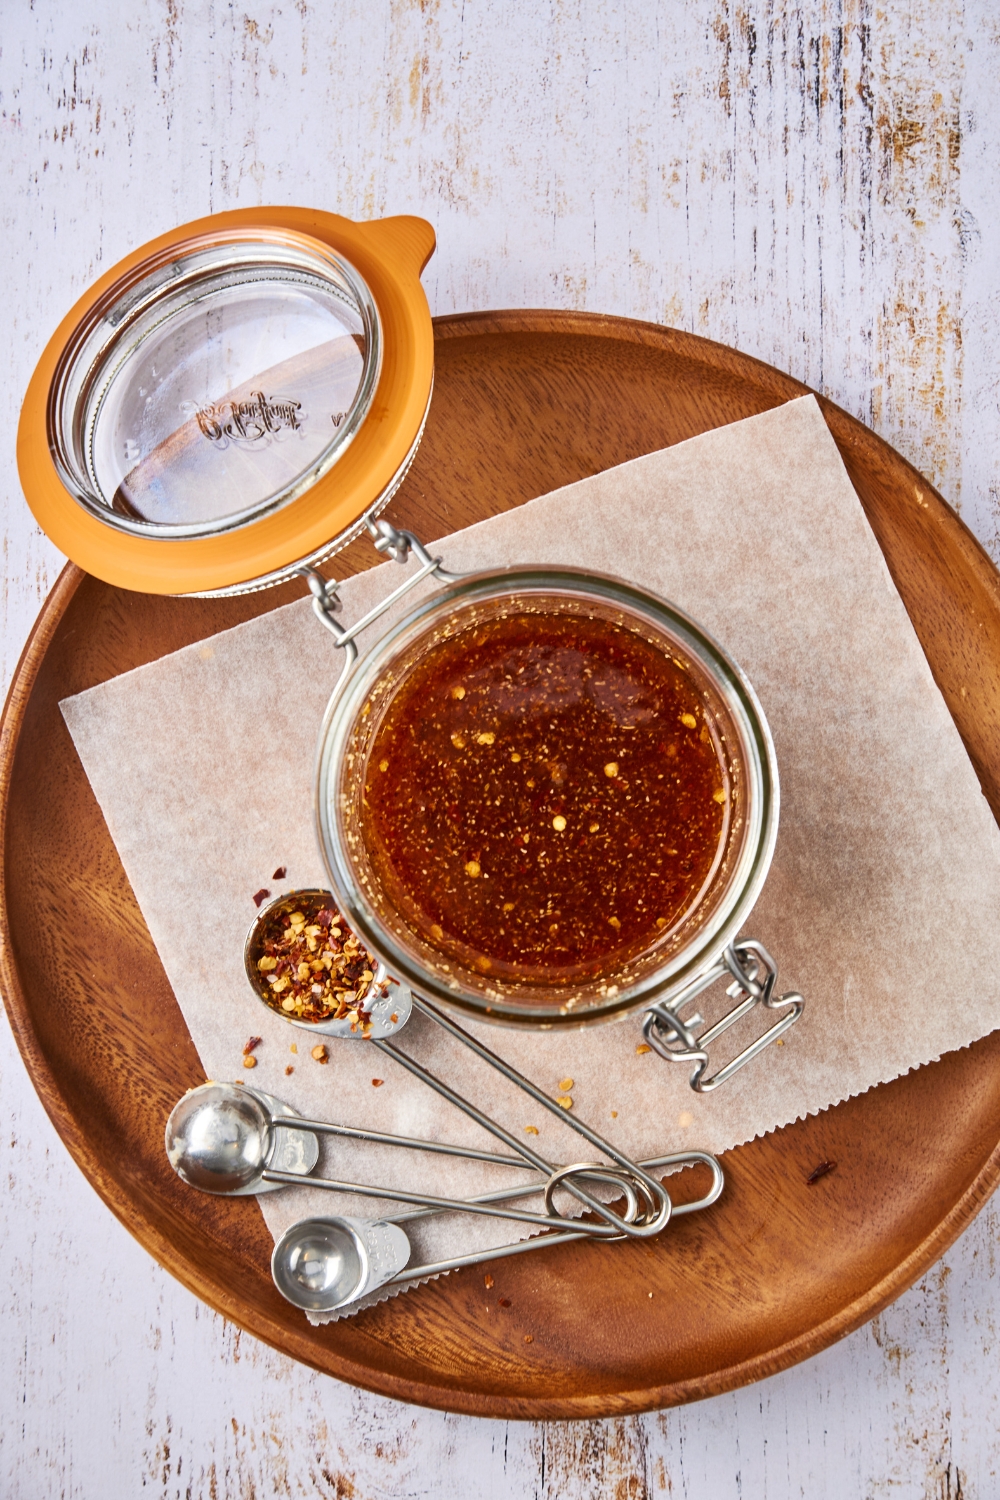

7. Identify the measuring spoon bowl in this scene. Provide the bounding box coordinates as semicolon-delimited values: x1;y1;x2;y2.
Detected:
271;1215;411;1313
245;889;412;1039
165;1082;319;1195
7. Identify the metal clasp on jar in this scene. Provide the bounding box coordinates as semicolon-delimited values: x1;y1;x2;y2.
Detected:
298;518;464;696
642;940;804;1093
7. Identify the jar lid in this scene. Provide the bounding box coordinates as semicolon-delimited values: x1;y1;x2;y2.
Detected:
19;209;435;595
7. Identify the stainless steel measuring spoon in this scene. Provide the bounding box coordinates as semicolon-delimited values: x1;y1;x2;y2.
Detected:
244;889;413;1041
270;1149;724;1315
271;1215;412;1314
165;1083;651;1238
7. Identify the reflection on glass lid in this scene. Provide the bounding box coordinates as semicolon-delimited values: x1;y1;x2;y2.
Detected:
48;234;382;539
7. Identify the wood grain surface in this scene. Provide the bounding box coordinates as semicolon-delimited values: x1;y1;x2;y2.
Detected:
5;309;1000;1424
4;2;1000;1495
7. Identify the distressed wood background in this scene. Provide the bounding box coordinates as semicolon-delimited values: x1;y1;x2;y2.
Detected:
2;2;999;1495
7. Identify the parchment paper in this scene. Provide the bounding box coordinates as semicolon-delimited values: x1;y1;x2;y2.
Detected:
61;395;1000;1318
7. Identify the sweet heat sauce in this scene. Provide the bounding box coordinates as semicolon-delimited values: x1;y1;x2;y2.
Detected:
362;612;727;982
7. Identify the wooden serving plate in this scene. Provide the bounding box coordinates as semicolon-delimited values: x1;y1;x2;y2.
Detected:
4;311;1000;1419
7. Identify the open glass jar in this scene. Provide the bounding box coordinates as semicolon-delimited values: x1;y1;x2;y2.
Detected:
20;210;802;1089
316;566;778;1030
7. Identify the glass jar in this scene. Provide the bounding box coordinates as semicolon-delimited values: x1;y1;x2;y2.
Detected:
315;566;778;1029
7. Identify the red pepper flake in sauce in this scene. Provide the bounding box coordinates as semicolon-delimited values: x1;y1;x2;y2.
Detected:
362;613;728;985
249;893;380;1028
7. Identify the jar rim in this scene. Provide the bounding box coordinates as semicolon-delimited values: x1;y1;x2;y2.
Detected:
315;566;779;1028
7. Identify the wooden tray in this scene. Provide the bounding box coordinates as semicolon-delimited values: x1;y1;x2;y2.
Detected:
4;310;1000;1420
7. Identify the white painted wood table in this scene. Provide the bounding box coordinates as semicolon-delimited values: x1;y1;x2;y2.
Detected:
2;3;998;1494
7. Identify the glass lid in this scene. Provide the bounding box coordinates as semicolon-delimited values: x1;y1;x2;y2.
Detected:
47;233;382;539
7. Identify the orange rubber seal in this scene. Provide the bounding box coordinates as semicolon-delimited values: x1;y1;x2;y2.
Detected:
17;208;436;595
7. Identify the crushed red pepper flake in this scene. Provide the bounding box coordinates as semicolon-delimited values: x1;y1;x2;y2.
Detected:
243;1036;262;1056
311;1044;329;1064
249;892;380;1028
284;1065;294;1075
252;888;271;908
498;1296;511;1308
806;1159;837;1186
484;1273;494;1289
272;865;287;880
371;1078;384;1087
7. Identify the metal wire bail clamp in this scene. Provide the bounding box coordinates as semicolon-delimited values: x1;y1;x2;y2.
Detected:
642;940;804;1092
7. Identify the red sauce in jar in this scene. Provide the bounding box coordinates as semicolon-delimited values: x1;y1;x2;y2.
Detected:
362;612;727;981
